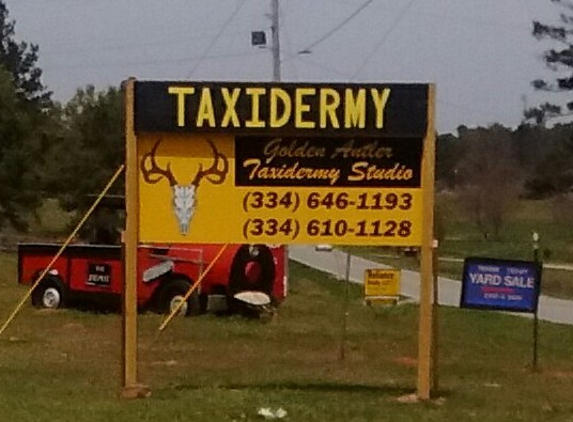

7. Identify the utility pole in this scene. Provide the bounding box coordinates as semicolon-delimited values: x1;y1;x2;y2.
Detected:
271;0;281;82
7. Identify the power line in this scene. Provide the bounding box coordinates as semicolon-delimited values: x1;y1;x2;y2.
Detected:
373;4;530;32
292;0;373;58
43;51;267;71
350;0;418;80
42;30;250;58
294;55;354;79
279;2;300;81
185;0;248;78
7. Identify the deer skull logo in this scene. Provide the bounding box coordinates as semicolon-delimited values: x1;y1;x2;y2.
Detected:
140;139;229;235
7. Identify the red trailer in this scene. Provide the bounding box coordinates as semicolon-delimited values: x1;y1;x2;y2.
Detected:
18;243;287;315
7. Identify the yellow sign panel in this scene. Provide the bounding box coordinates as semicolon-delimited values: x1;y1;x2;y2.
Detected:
364;268;401;299
138;135;423;245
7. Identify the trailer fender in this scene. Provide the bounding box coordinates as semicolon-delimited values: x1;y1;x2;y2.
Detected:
143;260;175;283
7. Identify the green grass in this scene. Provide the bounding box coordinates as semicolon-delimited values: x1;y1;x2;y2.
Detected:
436;197;573;263
2;254;573;421
440;219;573;263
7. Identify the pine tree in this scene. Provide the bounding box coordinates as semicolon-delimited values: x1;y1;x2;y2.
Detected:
526;1;573;193
0;2;53;230
0;1;51;109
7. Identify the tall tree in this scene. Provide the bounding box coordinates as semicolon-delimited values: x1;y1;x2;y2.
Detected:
436;130;466;189
0;1;56;232
519;122;573;197
45;85;124;242
526;2;573;194
0;1;51;109
47;85;124;202
456;125;523;239
527;0;573;123
0;67;45;229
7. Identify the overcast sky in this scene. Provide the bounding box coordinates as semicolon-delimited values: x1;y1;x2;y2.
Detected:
3;0;563;134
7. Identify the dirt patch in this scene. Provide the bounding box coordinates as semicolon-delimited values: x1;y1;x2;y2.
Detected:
544;370;573;379
149;360;179;367
392;356;417;367
393;393;446;405
62;322;86;330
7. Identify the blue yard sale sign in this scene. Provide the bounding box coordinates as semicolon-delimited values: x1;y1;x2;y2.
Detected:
460;257;542;313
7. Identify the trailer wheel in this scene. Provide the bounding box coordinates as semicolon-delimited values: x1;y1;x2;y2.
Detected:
32;277;66;310
157;278;200;316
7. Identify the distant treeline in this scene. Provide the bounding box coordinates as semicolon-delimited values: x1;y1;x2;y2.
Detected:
437;123;573;199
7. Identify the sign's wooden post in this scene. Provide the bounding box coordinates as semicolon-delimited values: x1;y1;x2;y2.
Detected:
417;84;436;400
122;78;148;398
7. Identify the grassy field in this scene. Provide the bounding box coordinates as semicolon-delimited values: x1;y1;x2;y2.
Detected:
2;253;573;421
437;197;573;263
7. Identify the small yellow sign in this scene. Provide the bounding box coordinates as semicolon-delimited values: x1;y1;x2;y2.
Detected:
364;268;401;301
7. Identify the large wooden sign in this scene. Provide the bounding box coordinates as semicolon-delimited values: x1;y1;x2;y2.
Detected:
124;79;437;400
134;81;430;246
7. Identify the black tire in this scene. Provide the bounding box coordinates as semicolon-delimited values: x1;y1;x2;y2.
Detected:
31;276;67;310
157;278;200;316
228;245;275;296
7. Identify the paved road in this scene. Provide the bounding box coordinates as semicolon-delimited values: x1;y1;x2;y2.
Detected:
439;256;573;271
289;245;573;325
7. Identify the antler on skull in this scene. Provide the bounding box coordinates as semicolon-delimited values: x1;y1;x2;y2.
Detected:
141;139;177;186
191;139;229;187
140;138;229;235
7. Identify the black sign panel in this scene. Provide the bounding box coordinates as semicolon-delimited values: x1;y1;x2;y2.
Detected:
86;263;112;287
235;137;422;187
134;81;428;138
